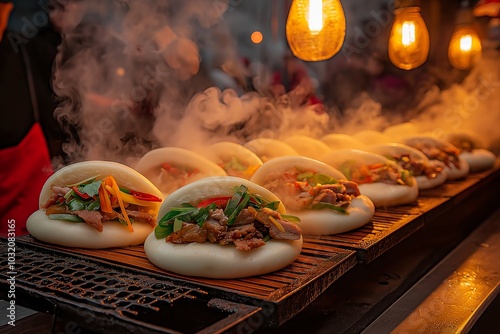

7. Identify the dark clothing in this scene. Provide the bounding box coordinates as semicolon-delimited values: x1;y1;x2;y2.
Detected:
0;1;63;236
0;26;63;157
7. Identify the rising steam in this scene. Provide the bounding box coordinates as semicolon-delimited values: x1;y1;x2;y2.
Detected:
51;0;500;168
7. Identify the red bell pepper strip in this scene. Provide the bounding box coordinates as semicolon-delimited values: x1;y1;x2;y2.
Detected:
72;186;91;199
129;189;162;202
197;196;231;208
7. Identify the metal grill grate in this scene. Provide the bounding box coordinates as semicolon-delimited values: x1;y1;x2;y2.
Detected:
0;241;261;333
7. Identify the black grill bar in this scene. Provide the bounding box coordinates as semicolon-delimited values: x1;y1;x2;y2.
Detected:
0;240;260;334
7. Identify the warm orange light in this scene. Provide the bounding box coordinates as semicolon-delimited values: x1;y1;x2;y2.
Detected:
388;6;430;70
116;67;125;77
286;0;346;61
251;31;263;44
448;26;482;70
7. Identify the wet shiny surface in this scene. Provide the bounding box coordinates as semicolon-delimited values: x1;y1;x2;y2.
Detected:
365;208;500;334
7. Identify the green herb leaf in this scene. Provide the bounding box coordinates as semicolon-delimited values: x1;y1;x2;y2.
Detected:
263;234;271;242
86;200;101;211
339;161;357;180
79;180;102;197
306;173;338;186
157;206;196;227
119;187;131;194
224;185;248;217
265;201;280;210
118;217;134;226
249;193;280;211
224;157;247;172
227;193;250;225
281;214;301;224
67;198;86;211
297;171;314;180
48;214;84;222
67;175;100;187
64;189;76;200
193;202;216;226
310;202;349;214
155;224;173;239
173;218;183;232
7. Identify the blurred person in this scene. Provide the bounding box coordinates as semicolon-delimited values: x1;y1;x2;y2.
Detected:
271;53;325;114
0;0;64;237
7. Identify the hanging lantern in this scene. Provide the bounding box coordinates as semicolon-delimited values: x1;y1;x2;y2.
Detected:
286;0;346;61
388;0;430;70
448;3;482;70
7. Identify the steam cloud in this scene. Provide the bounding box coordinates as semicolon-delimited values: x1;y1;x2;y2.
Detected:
52;0;500;168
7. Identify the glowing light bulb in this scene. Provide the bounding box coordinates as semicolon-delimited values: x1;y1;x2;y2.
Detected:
116;67;125;76
286;0;346;61
402;21;416;46
460;35;472;51
308;0;323;34
251;31;263;44
388;6;430;70
448;26;482;70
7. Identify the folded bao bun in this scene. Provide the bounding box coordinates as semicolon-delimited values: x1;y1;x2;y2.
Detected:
135;147;226;197
321;133;366;151
144;176;303;278
243;138;299;162
383;122;419;142
446;131;496;172
367;143;448;190
282;135;332;160
403;136;470;180
202;141;263;179
26;161;163;248
320;149;419;207
250;156;375;235
460;149;496;172
352;130;391;146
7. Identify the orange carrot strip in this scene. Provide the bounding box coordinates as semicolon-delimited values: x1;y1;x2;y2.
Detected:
109;176;134;232
98;178;113;213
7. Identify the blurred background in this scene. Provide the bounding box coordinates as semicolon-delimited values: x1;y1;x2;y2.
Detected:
2;0;500;165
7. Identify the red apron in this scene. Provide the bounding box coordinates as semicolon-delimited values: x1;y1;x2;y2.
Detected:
0;122;53;237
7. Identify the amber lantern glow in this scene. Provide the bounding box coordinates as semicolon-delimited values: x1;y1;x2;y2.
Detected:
448;27;482;70
286;0;346;61
448;4;482;71
388;1;430;70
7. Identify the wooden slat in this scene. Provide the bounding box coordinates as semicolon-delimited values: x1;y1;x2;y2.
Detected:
21;235;355;302
9;167;499;329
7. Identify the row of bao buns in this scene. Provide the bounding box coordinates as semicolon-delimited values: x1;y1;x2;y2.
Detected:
26;127;496;279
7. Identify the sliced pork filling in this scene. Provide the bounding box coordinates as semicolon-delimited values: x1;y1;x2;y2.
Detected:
155;184;302;251
340;161;413;187
261;168;361;211
390;154;444;179
43;185;156;232
166;207;301;251
408;143;461;169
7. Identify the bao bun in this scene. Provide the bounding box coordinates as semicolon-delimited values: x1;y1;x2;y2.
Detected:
460;149;496;172
250;156;375;235
282;135;332;160
243;138;298;162
144;176;303;278
202;141;263;179
352;130;391;146
320;149;419;207
367;143;448;190
27;161;162;249
321;133;366;151
403;136;470;180
135;147;226;197
446;131;496;172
